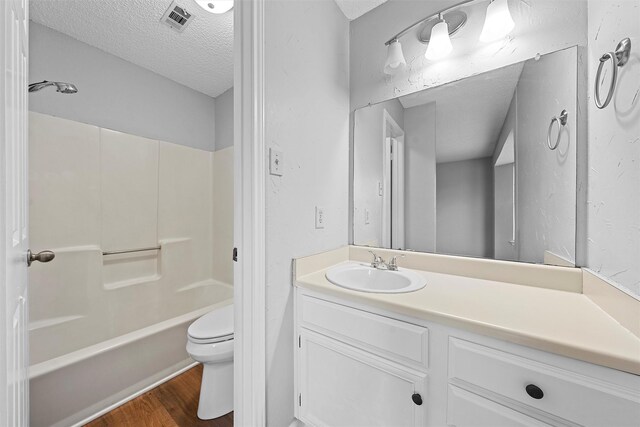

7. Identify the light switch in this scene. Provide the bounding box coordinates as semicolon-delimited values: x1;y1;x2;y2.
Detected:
269;148;283;176
315;206;325;229
378;181;383;196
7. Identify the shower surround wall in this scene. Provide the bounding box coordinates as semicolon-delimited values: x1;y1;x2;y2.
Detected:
28;112;233;426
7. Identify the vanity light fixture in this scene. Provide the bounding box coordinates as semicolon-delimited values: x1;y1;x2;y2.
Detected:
424;14;453;61
479;0;515;42
383;0;516;70
384;39;407;75
194;0;233;14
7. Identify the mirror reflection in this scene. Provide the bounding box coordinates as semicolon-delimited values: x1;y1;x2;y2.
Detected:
353;47;577;266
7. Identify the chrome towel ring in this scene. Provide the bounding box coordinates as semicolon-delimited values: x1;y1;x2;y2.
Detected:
547;109;568;150
595;37;631;109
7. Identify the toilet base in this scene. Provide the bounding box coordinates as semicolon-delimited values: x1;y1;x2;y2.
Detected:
197;360;234;420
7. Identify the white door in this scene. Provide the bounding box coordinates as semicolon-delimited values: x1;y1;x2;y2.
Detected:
298;331;427;427
1;0;30;425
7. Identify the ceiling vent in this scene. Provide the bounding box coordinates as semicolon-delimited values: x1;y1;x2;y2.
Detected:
161;1;194;32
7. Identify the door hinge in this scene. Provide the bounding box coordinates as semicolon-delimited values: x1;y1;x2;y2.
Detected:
298;335;301;348
232;247;238;262
299;393;302;406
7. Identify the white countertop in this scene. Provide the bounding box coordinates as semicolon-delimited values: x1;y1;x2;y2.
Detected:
295;256;640;376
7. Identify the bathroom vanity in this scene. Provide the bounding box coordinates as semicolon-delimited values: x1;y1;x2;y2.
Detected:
293;247;640;427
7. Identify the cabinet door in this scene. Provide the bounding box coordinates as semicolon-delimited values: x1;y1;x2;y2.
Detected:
447;386;552;427
298;330;427;427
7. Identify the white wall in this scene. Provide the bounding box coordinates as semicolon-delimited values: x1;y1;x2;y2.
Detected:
264;1;350;426
350;0;587;109
29;22;217;151
586;0;640;296
436;158;494;258
353;98;404;247
516;47;577;264
404;103;436;252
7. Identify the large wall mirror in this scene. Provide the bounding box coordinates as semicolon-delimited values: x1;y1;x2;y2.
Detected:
353;46;578;266
350;0;639;296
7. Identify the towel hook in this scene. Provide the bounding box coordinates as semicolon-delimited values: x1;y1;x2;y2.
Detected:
547;109;568;151
595;37;631;109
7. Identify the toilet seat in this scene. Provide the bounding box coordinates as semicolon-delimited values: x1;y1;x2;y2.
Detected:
188;304;233;343
188;333;234;345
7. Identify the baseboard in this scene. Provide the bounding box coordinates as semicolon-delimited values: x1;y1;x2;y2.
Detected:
289;418;305;427
70;361;199;427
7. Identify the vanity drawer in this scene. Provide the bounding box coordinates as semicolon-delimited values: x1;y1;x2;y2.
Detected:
447;385;551;427
299;295;429;369
448;338;640;426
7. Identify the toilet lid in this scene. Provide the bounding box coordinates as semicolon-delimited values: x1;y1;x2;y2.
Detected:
188;304;234;341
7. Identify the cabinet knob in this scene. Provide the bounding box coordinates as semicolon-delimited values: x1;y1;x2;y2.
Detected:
411;393;423;405
525;384;544;399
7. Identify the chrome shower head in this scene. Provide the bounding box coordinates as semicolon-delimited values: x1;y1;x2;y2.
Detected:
28;80;78;94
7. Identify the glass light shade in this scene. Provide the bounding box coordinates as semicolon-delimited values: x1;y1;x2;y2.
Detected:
195;0;234;14
424;20;453;60
383;40;407;75
479;0;515;42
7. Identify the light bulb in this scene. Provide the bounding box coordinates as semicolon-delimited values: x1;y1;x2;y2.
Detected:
480;0;515;42
424;19;453;61
195;0;234;14
384;40;407;75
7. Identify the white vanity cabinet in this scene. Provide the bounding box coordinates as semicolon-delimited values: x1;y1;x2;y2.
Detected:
298;331;427;427
294;289;640;427
295;294;429;426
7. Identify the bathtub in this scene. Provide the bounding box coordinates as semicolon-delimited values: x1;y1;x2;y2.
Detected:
29;298;232;427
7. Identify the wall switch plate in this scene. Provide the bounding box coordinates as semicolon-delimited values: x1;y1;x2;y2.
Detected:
269;148;283;176
315;206;325;229
378;181;383;196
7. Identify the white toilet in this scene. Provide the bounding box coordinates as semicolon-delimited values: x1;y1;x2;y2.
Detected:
186;304;234;420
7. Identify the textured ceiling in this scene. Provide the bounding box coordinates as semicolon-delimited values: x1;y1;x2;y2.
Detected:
333;0;388;20
30;0;233;98
400;62;524;164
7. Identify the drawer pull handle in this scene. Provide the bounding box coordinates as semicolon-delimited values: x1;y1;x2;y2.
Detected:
412;393;423;406
525;384;544;400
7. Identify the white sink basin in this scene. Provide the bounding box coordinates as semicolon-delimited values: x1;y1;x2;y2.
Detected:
325;262;426;294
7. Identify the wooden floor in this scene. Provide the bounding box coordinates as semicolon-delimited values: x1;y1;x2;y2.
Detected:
85;365;233;427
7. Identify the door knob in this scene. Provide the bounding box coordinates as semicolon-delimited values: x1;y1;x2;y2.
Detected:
27;249;55;267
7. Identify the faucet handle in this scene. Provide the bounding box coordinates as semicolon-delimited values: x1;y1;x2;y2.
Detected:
388;254;405;271
368;250;384;267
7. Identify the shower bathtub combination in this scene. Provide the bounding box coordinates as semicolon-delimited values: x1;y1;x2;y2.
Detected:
28;112;233;427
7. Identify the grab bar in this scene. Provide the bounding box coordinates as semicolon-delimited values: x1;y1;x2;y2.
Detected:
595;37;631;109
546;109;568;150
102;245;161;256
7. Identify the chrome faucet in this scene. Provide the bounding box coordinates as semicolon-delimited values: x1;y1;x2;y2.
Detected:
368;251;406;271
